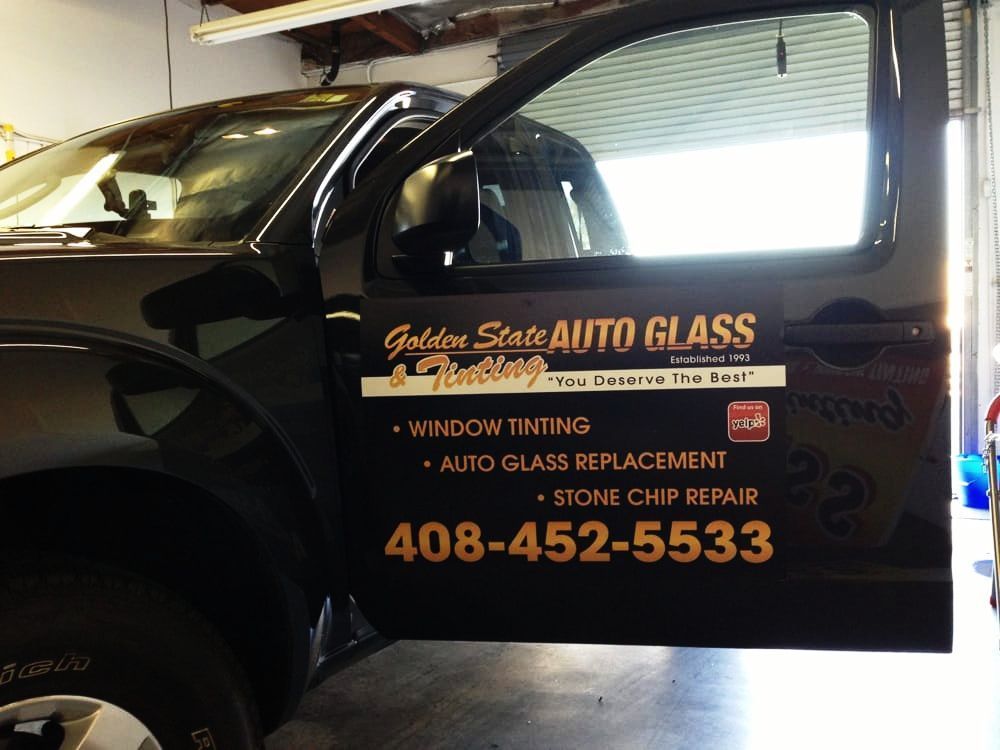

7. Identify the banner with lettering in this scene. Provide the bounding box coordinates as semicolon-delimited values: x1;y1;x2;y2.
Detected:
357;285;786;644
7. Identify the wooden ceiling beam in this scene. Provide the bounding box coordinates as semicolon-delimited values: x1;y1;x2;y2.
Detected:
211;2;417;54
431;0;625;46
284;26;334;65
291;24;406;67
339;30;401;64
215;1;632;68
353;12;422;54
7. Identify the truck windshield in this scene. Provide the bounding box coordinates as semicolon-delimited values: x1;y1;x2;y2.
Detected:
0;89;368;243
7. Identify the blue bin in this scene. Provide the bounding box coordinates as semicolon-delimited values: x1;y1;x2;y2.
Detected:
956;454;991;510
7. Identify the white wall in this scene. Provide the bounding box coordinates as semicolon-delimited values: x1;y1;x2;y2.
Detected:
2;0;306;152
3;0;499;157
314;40;498;96
974;4;1000;449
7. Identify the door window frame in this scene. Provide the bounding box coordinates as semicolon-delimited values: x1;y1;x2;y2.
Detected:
374;1;900;284
349;113;440;190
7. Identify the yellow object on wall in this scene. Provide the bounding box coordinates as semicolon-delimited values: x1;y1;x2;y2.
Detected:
2;123;15;163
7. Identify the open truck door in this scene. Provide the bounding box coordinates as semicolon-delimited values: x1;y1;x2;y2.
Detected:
321;0;952;651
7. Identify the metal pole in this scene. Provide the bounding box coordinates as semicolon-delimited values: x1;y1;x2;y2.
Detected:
984;393;1000;643
964;1;981;454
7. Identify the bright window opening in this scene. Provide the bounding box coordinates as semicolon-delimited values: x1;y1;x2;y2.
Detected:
598;131;869;255
466;11;875;265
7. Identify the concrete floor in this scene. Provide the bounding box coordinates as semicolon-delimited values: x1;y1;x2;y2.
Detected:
268;509;1000;749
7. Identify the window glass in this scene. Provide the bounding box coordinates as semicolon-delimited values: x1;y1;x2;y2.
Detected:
460;12;872;264
29;171;182;224
353;118;434;187
0;89;368;242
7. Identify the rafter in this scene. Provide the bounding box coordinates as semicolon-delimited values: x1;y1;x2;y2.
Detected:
353;12;422;54
210;0;633;67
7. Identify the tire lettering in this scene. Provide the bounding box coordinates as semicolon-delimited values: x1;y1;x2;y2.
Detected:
191;728;217;749
19;660;54;679
0;653;90;686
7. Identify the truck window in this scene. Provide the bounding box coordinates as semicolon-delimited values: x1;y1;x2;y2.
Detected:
0;90;367;242
352;116;436;188
460;115;627;264
460;11;872;263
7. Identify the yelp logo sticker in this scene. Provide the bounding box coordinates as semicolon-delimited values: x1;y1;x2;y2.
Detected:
728;401;770;442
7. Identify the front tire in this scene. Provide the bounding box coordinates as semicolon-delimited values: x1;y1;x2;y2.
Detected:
0;564;261;748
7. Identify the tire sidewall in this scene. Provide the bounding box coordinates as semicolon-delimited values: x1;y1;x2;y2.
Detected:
0;574;259;748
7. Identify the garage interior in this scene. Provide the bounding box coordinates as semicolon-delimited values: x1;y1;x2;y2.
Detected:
3;0;1000;747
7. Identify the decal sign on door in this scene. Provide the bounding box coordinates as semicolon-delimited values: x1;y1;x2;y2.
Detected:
361;286;785;584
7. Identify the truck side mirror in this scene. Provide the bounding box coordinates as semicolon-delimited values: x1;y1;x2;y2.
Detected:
391;150;480;256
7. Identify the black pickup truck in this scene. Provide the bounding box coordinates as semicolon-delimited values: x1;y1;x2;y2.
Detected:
0;0;952;747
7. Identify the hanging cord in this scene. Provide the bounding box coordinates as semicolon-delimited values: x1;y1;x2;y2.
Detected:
320;23;343;86
163;0;174;109
776;19;788;78
985;7;1000;390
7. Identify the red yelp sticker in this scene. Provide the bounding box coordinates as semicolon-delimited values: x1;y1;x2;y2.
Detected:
728;401;770;442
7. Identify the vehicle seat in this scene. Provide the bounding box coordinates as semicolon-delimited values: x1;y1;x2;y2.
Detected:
465;188;522;264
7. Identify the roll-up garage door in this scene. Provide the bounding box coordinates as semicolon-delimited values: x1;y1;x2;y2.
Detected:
942;0;968;116
498;0;968;147
514;13;869;160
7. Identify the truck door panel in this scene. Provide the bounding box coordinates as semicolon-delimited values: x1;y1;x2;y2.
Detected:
321;0;951;652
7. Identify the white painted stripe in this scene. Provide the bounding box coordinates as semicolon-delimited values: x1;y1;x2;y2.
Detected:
362;365;786;397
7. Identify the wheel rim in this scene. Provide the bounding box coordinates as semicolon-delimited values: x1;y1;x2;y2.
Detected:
0;695;161;750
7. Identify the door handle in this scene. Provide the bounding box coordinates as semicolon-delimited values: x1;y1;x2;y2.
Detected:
783;321;934;348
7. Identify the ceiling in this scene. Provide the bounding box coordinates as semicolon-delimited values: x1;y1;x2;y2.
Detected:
207;0;631;66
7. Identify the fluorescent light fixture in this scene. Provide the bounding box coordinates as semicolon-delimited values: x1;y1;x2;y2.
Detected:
222;133;249;140
190;0;414;46
254;127;281;136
